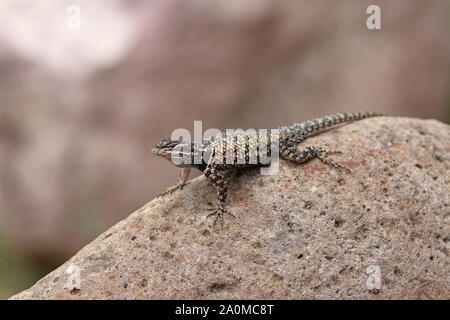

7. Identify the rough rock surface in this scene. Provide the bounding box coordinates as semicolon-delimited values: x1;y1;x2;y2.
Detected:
10;117;450;299
1;0;449;260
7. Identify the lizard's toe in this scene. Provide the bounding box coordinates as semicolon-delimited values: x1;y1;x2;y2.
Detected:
156;184;184;198
317;154;351;173
207;208;234;228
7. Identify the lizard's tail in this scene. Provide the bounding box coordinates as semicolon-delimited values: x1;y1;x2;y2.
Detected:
280;111;383;136
332;111;382;123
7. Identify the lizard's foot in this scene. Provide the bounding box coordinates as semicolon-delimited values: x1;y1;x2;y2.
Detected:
207;207;235;228
326;150;343;155
156;183;185;198
316;149;351;173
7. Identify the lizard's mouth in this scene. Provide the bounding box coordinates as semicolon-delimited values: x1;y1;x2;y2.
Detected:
151;147;160;155
152;148;173;160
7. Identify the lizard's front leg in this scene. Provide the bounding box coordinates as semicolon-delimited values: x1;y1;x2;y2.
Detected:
157;167;191;197
203;164;234;227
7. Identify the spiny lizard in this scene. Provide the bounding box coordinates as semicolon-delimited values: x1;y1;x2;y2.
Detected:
152;112;381;226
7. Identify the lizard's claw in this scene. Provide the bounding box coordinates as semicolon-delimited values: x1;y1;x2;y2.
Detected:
207;208;235;228
318;155;351;173
156;184;185;198
327;150;343;155
313;148;351;173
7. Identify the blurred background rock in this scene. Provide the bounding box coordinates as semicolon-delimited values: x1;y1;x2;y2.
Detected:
0;0;448;298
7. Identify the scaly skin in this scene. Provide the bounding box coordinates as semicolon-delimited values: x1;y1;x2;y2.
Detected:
152;112;382;226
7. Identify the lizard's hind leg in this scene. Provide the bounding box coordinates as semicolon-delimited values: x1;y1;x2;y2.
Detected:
280;144;351;172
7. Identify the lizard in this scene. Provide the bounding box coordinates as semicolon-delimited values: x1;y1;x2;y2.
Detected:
152;112;382;226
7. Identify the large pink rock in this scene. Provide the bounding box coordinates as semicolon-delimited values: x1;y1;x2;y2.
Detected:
9;117;450;299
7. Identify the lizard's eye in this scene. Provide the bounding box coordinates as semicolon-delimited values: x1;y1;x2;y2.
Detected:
154;138;183;152
154;138;170;148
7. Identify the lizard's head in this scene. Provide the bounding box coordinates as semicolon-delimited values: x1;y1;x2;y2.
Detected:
151;138;179;161
153;138;208;170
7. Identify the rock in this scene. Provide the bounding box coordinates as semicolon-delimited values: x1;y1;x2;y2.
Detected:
9;117;450;299
1;0;449;261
